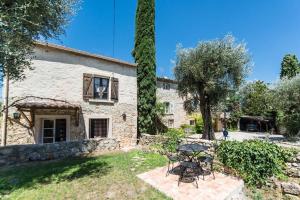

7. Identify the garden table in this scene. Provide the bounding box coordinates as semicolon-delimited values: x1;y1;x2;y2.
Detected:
176;144;209;161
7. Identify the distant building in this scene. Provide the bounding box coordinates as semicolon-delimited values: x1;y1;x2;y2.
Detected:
156;77;194;129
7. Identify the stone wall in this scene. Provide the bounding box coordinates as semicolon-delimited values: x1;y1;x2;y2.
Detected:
0;138;119;166
138;134;167;146
139;134;214;148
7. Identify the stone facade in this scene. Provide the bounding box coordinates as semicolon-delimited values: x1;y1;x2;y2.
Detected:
4;42;137;148
156;77;192;129
0;138;119;166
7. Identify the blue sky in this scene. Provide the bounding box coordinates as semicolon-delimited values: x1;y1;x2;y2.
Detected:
47;0;300;83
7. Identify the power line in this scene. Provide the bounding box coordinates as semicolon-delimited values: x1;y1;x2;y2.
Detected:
112;0;116;57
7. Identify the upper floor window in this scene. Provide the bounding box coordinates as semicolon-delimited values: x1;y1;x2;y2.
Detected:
94;77;109;100
163;83;170;90
83;73;119;102
164;102;174;114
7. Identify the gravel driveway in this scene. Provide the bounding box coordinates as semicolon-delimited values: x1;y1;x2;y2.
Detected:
189;131;300;149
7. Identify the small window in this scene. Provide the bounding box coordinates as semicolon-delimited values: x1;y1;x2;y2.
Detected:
94;77;109;100
164;102;174;114
163;83;170;90
90;119;109;138
168;119;174;128
190;120;195;126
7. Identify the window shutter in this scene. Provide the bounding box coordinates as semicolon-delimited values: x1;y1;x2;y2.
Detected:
111;77;119;102
83;73;94;100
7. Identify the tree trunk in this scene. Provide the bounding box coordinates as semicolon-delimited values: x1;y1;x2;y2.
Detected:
1;73;9;146
199;88;215;140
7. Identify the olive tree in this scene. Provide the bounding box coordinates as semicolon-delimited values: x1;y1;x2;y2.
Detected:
275;75;300;136
174;35;251;140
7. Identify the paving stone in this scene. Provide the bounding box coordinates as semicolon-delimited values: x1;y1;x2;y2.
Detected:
282;182;300;195
284;194;300;200
138;165;244;200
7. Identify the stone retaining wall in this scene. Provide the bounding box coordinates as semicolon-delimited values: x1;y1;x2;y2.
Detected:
138;134;167;146
0;138;119;166
139;134;215;148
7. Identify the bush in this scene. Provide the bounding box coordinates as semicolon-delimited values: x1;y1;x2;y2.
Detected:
180;124;196;134
195;115;204;134
217;140;292;186
162;128;185;153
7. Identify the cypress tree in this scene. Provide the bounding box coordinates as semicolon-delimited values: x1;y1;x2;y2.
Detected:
280;54;300;79
132;0;156;135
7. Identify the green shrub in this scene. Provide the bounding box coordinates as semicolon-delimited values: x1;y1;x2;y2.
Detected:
180;124;196;134
162;128;185;153
195;115;204;134
217;140;292;186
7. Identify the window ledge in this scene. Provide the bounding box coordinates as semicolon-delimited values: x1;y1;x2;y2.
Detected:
88;99;115;104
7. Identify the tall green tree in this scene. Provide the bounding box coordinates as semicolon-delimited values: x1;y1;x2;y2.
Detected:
280;54;300;79
174;35;250;140
240;81;273;117
0;0;79;145
132;0;156;135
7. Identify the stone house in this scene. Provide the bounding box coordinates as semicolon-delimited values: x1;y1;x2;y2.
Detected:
156;77;194;128
4;42;137;148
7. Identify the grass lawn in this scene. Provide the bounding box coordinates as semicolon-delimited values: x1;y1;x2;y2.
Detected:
0;150;171;200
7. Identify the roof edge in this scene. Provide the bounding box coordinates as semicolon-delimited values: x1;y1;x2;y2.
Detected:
157;77;177;84
34;41;137;68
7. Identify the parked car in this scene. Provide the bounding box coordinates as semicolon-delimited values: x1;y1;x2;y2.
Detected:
247;123;258;132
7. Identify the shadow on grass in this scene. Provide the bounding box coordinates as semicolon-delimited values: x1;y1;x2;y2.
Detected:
0;156;111;196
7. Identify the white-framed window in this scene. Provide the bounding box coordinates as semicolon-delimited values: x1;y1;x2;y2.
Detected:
42;118;67;144
164;102;174;114
168;119;174;128
89;118;109;138
163;83;170;90
94;77;109;100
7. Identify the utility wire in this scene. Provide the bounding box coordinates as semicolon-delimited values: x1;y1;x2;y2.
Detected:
112;0;116;57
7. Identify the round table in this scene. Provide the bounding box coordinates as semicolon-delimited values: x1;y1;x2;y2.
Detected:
177;144;209;153
176;144;209;162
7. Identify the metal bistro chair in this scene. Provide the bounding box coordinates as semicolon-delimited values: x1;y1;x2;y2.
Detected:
198;154;215;180
178;161;201;188
197;144;217;180
166;152;185;176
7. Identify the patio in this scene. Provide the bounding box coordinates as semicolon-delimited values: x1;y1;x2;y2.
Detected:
138;164;245;200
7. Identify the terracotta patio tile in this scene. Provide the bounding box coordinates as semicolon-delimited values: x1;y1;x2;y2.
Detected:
137;165;244;200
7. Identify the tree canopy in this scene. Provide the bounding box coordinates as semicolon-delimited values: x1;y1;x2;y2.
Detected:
275;74;300;136
0;0;79;80
239;80;274;117
174;35;251;139
132;0;157;135
280;54;300;80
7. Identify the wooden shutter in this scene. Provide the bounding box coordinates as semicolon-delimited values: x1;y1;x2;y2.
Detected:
111;77;119;102
83;73;94;100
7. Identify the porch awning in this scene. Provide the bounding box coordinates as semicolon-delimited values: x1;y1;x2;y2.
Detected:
15;101;80;110
12;98;81;128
